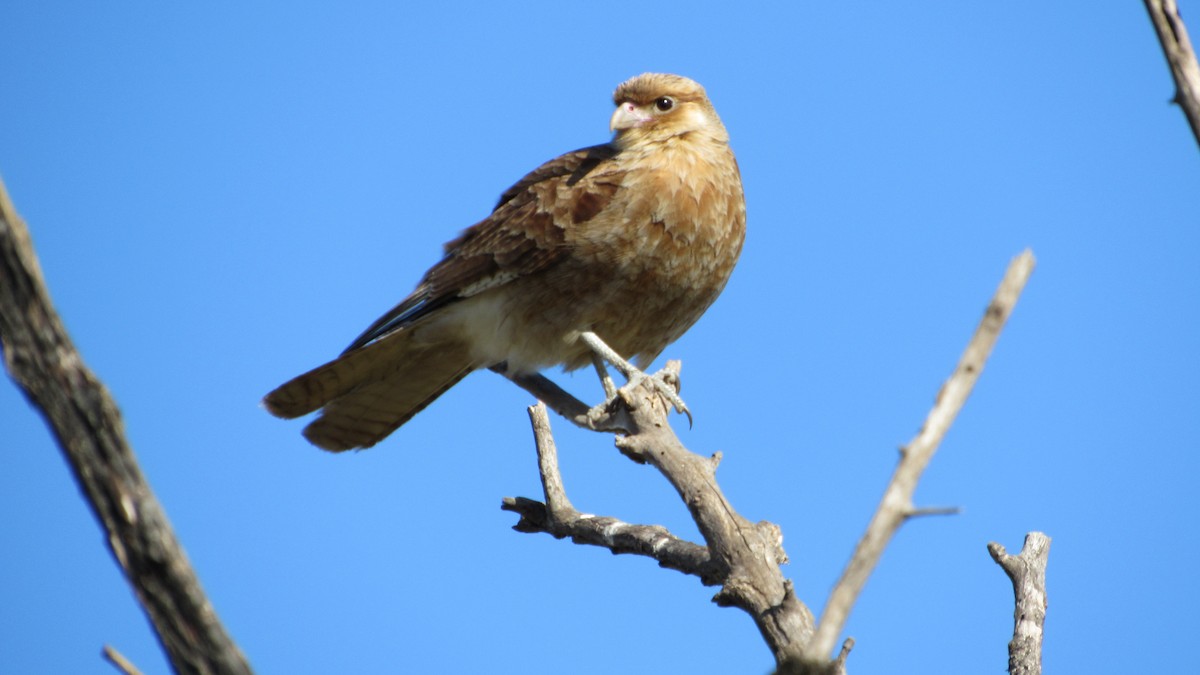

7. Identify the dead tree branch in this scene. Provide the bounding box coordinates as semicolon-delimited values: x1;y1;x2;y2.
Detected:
494;365;632;434
504;363;816;667
3;158;1039;673
501;403;720;580
0;179;251;675
805;250;1037;661
989;532;1051;675
1145;0;1200;148
505;251;1035;671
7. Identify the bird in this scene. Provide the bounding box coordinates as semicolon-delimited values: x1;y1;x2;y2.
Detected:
264;73;746;451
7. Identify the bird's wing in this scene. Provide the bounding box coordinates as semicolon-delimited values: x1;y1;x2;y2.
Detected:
342;143;622;353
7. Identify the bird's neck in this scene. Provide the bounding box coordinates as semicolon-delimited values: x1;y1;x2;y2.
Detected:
614;128;728;155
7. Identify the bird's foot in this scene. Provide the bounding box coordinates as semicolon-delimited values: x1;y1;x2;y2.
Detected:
584;363;691;428
591;353;618;400
579;331;692;426
630;366;692;425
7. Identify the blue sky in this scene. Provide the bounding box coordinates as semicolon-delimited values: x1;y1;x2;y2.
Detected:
2;3;1197;673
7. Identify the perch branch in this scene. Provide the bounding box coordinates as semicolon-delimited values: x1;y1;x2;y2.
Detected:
988;532;1051;675
505;365;816;667
806;250;1036;660
1145;0;1200;148
501;404;718;580
0;179;252;675
493;366;632;433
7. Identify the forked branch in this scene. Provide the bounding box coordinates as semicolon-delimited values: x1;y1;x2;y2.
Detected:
501;404;719;580
806;250;1036;660
4;160;1038;673
503;250;1036;671
504;365;816;666
989;532;1051;675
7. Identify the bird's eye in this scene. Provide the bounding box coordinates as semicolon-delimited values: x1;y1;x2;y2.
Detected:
655;97;674;112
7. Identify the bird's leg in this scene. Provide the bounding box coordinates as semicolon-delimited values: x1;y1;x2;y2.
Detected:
578;331;691;425
591;353;618;399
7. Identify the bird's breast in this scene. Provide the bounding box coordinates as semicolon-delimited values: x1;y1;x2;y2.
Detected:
463;141;745;374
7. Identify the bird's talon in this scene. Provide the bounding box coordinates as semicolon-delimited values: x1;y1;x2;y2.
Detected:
586;367;692;426
638;369;691;422
657;369;682;394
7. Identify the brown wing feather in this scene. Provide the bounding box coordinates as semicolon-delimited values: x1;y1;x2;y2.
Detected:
344;143;624;352
265;141;629;451
491;143;619;211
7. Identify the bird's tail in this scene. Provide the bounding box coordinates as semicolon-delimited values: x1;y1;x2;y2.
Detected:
263;331;475;452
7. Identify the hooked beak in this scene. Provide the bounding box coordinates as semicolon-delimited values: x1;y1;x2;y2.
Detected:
610;102;652;132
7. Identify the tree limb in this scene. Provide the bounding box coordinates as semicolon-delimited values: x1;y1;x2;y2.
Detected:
501;403;720;581
1145;0;1200;148
0;179;251;675
989;532;1051;675
506;251;1035;669
504;364;816;667
493;365;633;433
806;250;1037;660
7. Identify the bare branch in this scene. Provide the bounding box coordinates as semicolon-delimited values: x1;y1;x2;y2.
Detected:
774;638;854;675
833;638;854;672
501;403;719;579
526;402;575;519
492;366;633;433
989;532;1051;675
506;366;816;666
102;645;145;675
1145;0;1200;148
906;506;961;518
0;179;251;675
807;250;1037;660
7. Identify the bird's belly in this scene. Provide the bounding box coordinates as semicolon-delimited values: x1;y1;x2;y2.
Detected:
443;246;734;374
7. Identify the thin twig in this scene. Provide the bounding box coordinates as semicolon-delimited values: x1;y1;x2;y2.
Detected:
501;404;719;579
1145;0;1200;148
527;403;575;519
989;532;1051;675
807;250;1036;660
0;179;252;674
102;645;144;675
833;638;854;670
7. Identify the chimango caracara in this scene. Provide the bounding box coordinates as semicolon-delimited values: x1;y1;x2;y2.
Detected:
264;73;746;451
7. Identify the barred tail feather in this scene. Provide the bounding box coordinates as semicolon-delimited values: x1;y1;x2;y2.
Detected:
263;332;475;451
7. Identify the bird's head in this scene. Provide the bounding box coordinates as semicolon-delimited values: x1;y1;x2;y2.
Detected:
609;73;729;147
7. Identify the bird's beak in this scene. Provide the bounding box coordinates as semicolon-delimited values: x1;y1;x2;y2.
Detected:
610;102;651;132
